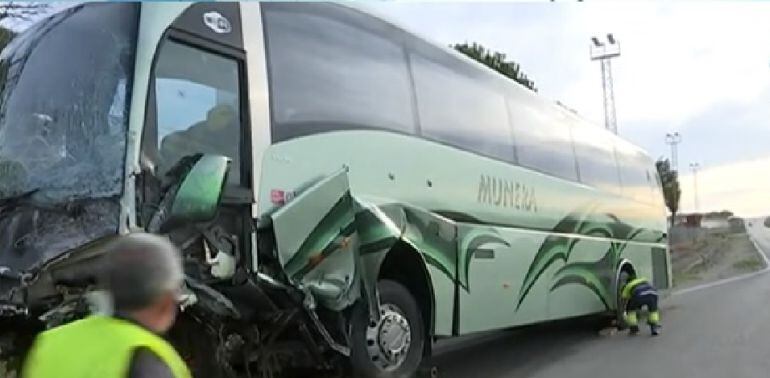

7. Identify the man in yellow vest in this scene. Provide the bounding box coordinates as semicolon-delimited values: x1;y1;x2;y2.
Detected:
621;274;661;336
23;233;192;378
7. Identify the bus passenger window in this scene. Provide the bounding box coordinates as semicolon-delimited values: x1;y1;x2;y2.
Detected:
263;3;415;142
571;120;622;194
508;97;579;182
618;150;655;204
153;40;242;185
410;54;514;163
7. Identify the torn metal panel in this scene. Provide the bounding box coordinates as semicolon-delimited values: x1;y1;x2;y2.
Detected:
270;166;457;326
271;168;360;311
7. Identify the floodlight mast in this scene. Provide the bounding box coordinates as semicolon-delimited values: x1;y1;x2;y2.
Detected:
590;33;620;134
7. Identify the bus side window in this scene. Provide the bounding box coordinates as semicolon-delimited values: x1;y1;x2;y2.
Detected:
153;40;243;186
507;96;579;182
262;3;416;142
409;53;514;163
618;150;654;204
571;120;622;194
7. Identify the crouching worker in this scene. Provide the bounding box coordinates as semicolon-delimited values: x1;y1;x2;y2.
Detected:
621;275;661;336
23;233;192;378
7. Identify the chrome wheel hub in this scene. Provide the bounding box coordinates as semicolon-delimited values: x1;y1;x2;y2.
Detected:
366;303;411;371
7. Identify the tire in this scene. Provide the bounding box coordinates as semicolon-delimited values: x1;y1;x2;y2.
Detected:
349;280;425;378
615;269;632;329
168;313;226;378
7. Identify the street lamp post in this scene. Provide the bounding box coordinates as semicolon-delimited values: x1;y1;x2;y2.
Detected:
590;34;621;134
665;132;682;172
689;162;701;212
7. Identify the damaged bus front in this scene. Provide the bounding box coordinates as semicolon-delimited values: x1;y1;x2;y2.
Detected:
0;3;427;377
0;4;136;313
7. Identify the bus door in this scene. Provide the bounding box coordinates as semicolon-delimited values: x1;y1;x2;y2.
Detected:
142;3;254;274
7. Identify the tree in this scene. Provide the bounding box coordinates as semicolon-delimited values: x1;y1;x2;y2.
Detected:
452;42;537;92
656;158;681;228
0;2;49;22
0;2;51;50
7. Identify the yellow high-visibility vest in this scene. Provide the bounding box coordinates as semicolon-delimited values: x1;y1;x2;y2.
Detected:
621;277;649;300
23;315;191;378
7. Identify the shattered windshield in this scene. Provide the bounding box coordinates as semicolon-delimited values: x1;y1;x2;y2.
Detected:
0;3;137;203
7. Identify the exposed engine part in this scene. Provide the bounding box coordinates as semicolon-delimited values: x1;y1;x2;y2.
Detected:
185;277;241;319
0;303;27;317
178;282;199;312
257;271;351;357
307;307;350;357
301;289;350;357
37;295;88;328
198;224;239;259
204;239;236;279
256;272;292;292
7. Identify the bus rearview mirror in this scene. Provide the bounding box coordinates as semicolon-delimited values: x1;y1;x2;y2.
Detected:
166;154;231;228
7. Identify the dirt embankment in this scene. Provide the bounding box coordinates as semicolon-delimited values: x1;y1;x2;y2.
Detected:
670;222;765;289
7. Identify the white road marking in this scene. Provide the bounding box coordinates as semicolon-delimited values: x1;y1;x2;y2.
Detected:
673;227;770;296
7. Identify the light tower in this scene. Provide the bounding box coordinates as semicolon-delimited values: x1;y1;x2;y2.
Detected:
689;162;701;212
590;34;621;134
665;132;682;172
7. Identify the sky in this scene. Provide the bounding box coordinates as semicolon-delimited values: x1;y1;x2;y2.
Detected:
368;1;770;216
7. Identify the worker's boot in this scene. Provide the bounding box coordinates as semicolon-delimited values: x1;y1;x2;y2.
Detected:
629;325;639;335
649;311;661;336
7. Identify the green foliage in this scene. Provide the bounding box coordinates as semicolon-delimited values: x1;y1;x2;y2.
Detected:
0;2;51;53
732;258;762;272
0;27;13;49
0;2;49;22
656;159;681;227
452;42;537;92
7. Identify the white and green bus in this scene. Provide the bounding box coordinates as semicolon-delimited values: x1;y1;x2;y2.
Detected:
0;3;669;377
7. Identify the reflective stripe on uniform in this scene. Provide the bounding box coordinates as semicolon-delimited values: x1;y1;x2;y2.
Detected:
624;311;639;327
621;277;649;300
649;311;661;325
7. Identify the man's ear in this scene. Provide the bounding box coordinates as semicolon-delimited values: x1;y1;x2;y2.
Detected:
152;292;176;315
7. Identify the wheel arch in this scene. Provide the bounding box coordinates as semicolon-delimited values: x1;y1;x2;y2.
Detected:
614;258;637;310
377;240;436;356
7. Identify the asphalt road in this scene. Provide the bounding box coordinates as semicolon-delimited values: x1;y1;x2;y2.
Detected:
432;219;770;378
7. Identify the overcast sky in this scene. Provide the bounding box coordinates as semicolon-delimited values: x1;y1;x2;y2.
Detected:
369;1;770;216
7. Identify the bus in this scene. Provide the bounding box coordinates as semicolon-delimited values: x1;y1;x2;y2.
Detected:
0;3;670;377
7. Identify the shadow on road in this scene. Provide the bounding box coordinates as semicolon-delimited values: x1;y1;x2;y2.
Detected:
431;317;606;378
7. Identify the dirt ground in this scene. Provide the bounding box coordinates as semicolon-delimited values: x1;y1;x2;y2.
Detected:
669;220;765;289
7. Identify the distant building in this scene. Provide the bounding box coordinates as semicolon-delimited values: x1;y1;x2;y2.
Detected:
728;217;745;233
672;213;703;228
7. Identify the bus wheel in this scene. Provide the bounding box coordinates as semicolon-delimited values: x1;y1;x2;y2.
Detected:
615;268;633;330
350;280;425;378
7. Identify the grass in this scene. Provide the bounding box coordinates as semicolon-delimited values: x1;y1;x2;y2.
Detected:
732;258;763;272
672;272;702;287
